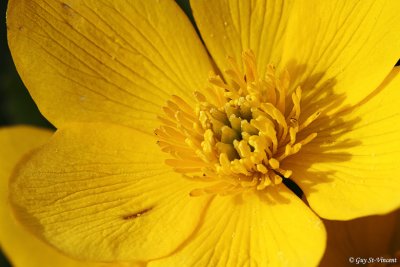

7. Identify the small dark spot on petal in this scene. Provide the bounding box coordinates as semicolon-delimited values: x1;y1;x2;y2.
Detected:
122;207;153;220
61;2;71;9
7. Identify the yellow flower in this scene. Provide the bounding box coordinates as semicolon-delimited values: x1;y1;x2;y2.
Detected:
320;209;400;267
6;0;400;266
0;126;134;267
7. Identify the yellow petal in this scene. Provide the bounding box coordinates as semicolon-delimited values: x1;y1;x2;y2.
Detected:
9;123;210;262
149;185;326;267
190;0;294;77
285;67;400;220
0;126;53;179
281;0;400;115
320;210;399;267
0;126;136;266
7;0;212;133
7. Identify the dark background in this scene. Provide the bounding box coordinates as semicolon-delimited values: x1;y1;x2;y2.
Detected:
0;0;51;128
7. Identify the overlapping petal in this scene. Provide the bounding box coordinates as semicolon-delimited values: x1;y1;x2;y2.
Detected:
10;123;210;262
149;185;326;267
0;127;55;267
320;210;399;267
285;67;400;220
0;126;136;266
7;0;213;133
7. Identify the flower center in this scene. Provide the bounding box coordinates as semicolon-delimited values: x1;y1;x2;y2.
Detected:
156;51;320;196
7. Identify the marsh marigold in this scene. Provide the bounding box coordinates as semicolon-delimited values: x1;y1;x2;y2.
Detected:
6;0;400;266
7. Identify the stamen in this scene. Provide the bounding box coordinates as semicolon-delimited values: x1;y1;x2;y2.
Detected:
156;50;320;196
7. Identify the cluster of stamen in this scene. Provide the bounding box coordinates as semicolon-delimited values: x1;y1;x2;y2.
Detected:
155;51;321;196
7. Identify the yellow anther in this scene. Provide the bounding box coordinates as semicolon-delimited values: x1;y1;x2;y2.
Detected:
234;140;252;158
278;169;293;178
256;164;268;174
156;50;320;196
231;159;251;175
201;129;215;155
198;110;208;129
268;158;280;169
256;174;272;190
228;114;242;132
241;120;258;135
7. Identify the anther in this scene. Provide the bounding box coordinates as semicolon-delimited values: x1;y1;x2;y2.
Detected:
156;50;320;196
